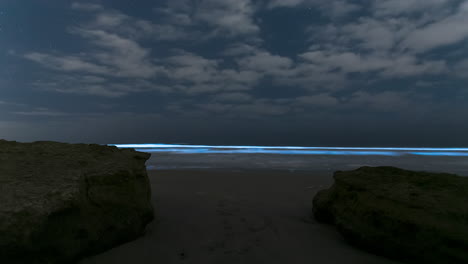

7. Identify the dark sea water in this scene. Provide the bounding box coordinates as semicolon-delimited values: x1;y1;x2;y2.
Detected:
111;144;468;176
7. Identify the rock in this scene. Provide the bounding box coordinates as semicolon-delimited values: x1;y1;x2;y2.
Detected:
0;140;154;264
313;166;468;264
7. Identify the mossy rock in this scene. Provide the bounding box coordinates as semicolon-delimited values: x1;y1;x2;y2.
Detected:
0;140;154;263
313;166;468;264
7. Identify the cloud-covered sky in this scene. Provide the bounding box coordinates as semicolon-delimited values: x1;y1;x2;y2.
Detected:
1;0;468;146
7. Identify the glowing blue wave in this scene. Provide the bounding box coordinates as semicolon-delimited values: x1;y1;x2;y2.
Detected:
109;144;468;157
409;152;468;156
112;143;468;152
134;148;402;156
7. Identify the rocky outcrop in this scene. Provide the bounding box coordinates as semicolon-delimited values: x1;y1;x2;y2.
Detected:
313;166;468;264
0;140;154;264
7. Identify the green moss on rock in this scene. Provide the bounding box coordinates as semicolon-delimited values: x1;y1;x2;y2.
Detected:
0;140;154;264
313;166;468;264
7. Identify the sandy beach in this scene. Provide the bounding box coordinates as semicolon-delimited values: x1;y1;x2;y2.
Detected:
80;169;401;264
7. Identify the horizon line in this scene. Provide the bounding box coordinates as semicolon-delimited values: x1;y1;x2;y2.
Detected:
109;143;468;152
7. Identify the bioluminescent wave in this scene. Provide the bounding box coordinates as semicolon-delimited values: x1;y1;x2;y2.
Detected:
134;148;402;156
111;143;468;151
409;152;468;156
109;144;468;157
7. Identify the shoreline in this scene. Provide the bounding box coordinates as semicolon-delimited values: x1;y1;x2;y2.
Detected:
81;169;401;264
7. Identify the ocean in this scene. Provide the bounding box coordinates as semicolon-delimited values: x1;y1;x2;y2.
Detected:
111;144;468;176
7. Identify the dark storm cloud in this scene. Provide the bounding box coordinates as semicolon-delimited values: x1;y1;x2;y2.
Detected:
1;0;468;145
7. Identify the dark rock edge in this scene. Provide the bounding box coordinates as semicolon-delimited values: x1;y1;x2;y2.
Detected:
312;166;468;264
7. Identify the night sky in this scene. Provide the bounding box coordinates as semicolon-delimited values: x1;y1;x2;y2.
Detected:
1;0;468;146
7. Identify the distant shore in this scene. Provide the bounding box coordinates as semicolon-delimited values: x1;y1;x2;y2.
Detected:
81;169;401;264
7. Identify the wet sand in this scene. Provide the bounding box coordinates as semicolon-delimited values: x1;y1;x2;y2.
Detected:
80;169;401;264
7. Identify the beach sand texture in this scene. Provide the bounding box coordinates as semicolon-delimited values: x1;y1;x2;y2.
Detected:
81;169;402;264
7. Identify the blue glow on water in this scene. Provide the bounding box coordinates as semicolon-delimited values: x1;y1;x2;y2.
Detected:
409;152;468;157
112;143;468;152
135;148;402;156
109;143;468;157
135;148;213;154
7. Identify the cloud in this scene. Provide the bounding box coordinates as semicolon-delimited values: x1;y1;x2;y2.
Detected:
222;43;259;56
268;0;360;18
275;62;347;91
71;2;103;11
339;18;398;52
90;8;194;41
327;1;361;18
72;28;162;78
298;0;466;89
0;100;27;107
32;76;170;98
155;0;260;40
166;52;220;82
214;92;253;102
195;0;259;36
93;11;127;27
162;50;262;94
22;0;468;101
379;56;447;77
13;108;75;117
278;48;446;93
372;0;451;17
317;0;468;55
300;50;446;76
24;52;110;75
267;0;304;9
400;2;468;53
74;2;197;43
24;2;264;97
237;50;293;75
23;4;168;97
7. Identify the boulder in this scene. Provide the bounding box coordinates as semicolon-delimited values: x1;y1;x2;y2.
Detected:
0;140;154;264
313;166;468;264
